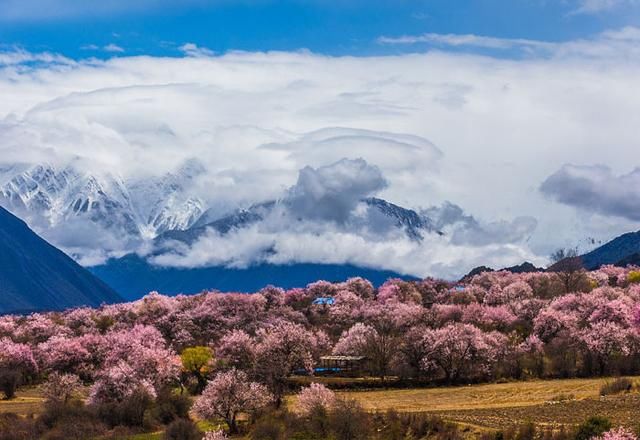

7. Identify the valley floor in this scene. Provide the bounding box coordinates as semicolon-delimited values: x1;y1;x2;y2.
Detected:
310;377;640;430
3;377;639;438
0;387;45;416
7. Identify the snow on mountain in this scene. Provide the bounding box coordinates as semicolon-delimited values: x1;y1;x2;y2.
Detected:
0;160;205;247
127;159;205;238
156;197;439;248
363;197;439;240
0;159;439;265
0;164;137;236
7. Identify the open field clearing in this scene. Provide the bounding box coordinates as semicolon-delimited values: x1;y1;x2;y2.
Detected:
340;377;634;411
336;377;640;429
434;394;640;430
0;387;45;416
3;377;639;438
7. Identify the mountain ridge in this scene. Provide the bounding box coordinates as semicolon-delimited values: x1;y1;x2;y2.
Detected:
90;254;418;300
0;162;205;245
580;230;640;270
0;206;122;314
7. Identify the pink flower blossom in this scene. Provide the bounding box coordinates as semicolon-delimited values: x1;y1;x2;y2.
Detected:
193;368;271;434
88;360;157;404
41;372;81;403
217;329;255;371
597;428;639;440
297;383;336;415
203;431;229;440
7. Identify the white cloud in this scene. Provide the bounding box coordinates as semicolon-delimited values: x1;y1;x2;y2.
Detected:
572;0;639;14
541;164;640;222
377;27;640;59
103;44;125;53
150;222;543;280
377;33;553;51
145;159;540;279
285;158;387;223
0;47;74;66
179;43;215;57
0;28;639;276
424;202;538;247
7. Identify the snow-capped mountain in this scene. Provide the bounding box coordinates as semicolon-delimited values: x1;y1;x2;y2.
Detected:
127;159;206;238
363;197;440;240
0;161;204;247
156;197;439;247
0;159;440;265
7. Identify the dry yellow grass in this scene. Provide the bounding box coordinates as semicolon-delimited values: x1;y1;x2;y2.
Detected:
436;394;640;430
339;377;629;412
3;377;639;431
0;387;46;416
332;377;640;429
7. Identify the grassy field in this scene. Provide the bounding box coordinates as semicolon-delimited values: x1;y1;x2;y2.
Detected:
0;387;45;415
338;377;640;430
4;377;640;436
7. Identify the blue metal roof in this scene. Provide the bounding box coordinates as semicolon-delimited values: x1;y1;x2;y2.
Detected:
312;297;335;305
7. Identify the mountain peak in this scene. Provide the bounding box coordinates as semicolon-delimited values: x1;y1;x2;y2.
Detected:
0;161;205;246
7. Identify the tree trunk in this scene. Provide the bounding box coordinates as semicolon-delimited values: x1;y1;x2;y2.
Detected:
195;372;207;395
228;415;238;434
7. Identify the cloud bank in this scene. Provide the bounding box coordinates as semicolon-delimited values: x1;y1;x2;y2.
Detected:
150;159;542;279
286;159;387;223
377;27;640;59
541;164;640;222
0;27;639;276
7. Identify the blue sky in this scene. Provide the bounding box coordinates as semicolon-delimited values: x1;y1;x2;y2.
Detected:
1;0;639;58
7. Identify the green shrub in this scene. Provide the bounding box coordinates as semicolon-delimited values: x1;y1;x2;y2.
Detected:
95;390;154;428
329;399;371;440
574;417;612;440
541;427;572;440
152;388;192;425
628;271;640;284
515;423;537;440
180;347;214;395
0;369;21;400
163;419;201;440
39;420;106;440
549;393;575;402
306;404;331;439
250;413;286;440
0;413;38;440
38;400;101;431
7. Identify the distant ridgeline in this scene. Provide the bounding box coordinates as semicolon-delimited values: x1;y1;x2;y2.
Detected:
88;228;640;301
3;194;640;311
462;231;640;282
0;207;122;314
579;231;640;270
89;254;418;301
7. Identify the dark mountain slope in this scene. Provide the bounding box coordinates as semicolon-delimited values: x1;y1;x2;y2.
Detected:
0;207;122;314
90;254;417;300
615;252;640;267
580;231;640;270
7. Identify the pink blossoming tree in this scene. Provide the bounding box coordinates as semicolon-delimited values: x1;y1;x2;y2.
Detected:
193;368;272;433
